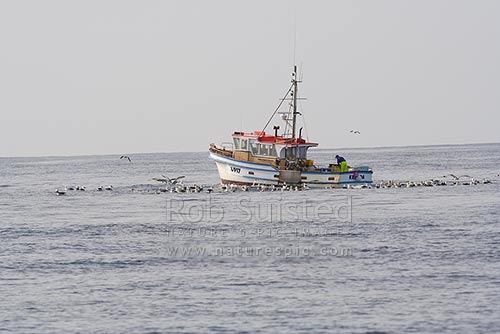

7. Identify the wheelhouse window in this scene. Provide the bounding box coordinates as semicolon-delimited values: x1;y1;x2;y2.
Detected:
269;145;277;156
281;146;307;159
241;139;248;150
233;137;241;150
284;147;296;159
249;142;277;157
250;141;258;155
297;146;308;158
259;145;269;156
233;137;249;151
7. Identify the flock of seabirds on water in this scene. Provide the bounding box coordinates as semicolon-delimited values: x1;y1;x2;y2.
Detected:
54;155;494;196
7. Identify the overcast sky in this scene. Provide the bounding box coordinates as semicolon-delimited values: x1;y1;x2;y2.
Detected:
1;0;499;157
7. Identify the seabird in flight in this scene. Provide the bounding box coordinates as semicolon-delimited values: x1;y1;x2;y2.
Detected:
152;175;185;185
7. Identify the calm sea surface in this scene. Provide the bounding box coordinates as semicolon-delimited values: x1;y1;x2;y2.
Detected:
1;143;499;333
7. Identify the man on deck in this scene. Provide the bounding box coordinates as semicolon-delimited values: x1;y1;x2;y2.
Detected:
335;155;348;172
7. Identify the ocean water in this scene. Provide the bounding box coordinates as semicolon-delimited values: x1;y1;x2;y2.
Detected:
1;143;499;333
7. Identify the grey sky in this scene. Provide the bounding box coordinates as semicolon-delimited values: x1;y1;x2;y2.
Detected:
1;0;499;157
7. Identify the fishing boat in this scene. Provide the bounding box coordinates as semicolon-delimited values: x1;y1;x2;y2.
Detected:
209;66;373;188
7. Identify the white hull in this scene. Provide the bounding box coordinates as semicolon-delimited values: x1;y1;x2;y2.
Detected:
209;151;373;188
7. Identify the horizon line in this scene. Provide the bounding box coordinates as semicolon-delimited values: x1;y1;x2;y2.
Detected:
1;141;499;159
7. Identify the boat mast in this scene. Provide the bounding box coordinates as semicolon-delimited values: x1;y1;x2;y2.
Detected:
291;65;298;142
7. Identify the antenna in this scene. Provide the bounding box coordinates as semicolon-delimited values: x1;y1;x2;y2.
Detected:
293;12;297;67
290;0;298;67
291;65;298;141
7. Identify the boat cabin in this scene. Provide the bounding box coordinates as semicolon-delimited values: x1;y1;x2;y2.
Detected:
232;131;318;161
